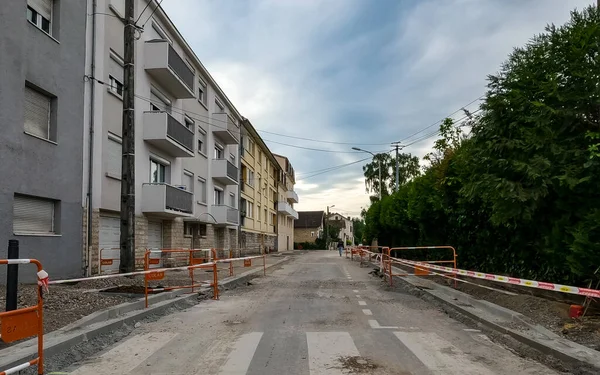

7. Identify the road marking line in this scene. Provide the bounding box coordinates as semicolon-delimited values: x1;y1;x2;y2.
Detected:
463;328;481;332
358;301;367;306
356;295;361;298
362;309;373;316
218;332;263;375
69;331;178;375
353;289;359;293
307;332;360;375
368;319;399;329
393;332;495;374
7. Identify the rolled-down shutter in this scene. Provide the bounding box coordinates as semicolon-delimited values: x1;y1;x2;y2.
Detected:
28;0;52;20
106;137;122;177
24;86;50;139
13;195;54;234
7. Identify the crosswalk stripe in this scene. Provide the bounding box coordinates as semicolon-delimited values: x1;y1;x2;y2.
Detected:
393;332;495;374
217;332;263;375
306;332;360;375
69;332;178;375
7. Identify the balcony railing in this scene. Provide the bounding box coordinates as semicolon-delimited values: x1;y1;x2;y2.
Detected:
286;189;299;204
144;40;195;98
142;183;194;217
277;201;299;220
143;111;194;157
212;159;238;185
212;205;239;225
212;113;240;144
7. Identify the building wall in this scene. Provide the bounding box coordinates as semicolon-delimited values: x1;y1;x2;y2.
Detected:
0;0;87;281
274;154;297;251
85;0;242;274
294;227;321;244
240;231;276;254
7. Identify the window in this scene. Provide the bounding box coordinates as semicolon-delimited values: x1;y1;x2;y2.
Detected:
248;139;255;154
197;127;206;155
257;205;261;221
184;222;207;237
198;177;207;203
229;153;236;165
27;0;52;35
183;170;194;192
24;85;52;141
247;202;254;218
311;231;315;237
13;194;57;235
215;99;225;113
214;188;223;205
264;208;267;223
109;76;123;98
248;170;255;187
106;134;122;179
184;116;194;131
148;20;172;44
229;193;236;208
214;144;224;159
150;159;166;183
258;151;262;164
150;88;171;113
198;79;207;105
272;214;276;226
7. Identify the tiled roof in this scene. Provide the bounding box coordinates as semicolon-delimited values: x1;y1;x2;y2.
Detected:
295;211;324;229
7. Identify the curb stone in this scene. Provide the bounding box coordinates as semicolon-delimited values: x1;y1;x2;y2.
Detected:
365;260;600;375
0;256;291;372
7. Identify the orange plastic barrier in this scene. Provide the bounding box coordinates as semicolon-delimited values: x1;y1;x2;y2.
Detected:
99;248;145;275
383;246;457;287
0;259;45;375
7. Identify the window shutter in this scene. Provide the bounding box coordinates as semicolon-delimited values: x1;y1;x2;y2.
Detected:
24;86;50;139
183;173;193;192
28;0;52;20
109;56;123;82
106;138;122;177
13;195;54;234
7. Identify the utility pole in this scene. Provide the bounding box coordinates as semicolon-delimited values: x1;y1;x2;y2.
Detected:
325;206;329;250
392;142;403;193
120;0;136;273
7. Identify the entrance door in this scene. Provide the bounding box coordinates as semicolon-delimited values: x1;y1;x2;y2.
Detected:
99;216;120;274
147;221;163;268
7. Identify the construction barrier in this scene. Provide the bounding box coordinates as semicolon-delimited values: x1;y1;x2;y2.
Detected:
387;256;600;298
383;246;457;287
0;259;45;375
98;247;146;275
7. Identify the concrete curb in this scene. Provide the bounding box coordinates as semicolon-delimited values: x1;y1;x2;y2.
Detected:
0;256;291;371
363;260;600;374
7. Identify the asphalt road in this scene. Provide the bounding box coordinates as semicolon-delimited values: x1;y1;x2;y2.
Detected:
59;251;558;374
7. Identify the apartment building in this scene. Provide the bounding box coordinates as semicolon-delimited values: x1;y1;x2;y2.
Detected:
327;213;354;245
83;0;241;274
0;0;87;280
273;154;298;251
239;120;281;253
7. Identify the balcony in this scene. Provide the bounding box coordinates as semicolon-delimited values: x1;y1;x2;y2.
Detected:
212;205;239;226
144;40;195;98
143;111;195;157
286;189;299;204
277;201;299;220
212;113;240;144
142;183;194;217
212;159;238;185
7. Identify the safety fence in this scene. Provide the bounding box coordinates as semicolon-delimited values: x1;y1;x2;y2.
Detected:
0;259;46;375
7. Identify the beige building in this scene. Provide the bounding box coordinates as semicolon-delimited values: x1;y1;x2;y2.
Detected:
274;154;298;251
239;120;281;253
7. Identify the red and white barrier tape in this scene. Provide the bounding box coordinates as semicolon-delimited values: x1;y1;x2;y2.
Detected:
390;257;600;298
48;255;265;285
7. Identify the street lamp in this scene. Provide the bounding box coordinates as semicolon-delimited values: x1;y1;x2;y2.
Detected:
325;205;335;250
353;147;382;200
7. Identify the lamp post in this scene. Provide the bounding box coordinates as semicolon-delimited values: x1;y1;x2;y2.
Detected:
353;147;382;200
326;205;334;250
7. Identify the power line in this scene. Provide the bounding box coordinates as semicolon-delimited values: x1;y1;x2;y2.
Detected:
256;129;391;146
296;157;372;182
141;0;164;28
402;109;482;148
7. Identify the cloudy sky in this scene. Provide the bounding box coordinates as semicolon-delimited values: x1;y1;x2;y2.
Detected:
162;0;593;218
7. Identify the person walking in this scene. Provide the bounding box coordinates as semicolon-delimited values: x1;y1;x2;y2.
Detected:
337;240;344;257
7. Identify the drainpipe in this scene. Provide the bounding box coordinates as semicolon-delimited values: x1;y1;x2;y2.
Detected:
85;0;98;277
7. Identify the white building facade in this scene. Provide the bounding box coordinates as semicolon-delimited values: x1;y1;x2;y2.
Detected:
83;0;241;274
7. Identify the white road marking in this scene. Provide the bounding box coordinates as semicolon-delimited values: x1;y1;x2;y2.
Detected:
362;309;373;316
218;332;264;375
368;319;399;329
394;332;495;374
70;332;178;375
358;301;367;306
352;289;359;293
463;328;481;332
307;332;360;375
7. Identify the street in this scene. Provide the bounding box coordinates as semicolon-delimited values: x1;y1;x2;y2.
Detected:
60;251;557;375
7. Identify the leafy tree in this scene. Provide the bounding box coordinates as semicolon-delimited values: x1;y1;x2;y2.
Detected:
362;152;420;199
352;217;366;244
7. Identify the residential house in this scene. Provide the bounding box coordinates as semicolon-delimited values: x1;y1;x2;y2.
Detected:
274;154;298;251
294;211;324;245
0;0;87;280
327;213;354;245
83;0;241;274
239;119;281;253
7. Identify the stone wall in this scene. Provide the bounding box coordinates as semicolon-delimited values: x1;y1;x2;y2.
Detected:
295;227;319;244
241;230;276;254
